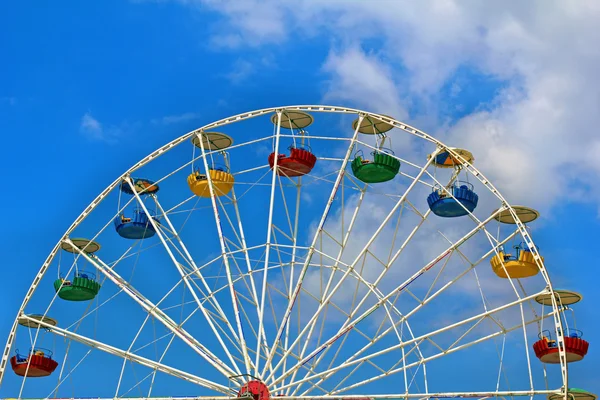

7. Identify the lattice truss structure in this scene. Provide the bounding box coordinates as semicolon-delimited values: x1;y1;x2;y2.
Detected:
0;106;591;400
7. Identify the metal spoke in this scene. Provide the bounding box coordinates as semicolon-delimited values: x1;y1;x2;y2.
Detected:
18;314;230;393
3;106;568;399
268;147;440;384
195;134;252;376
261;115;364;379
127;179;243;377
63;238;238;380
276;292;549;392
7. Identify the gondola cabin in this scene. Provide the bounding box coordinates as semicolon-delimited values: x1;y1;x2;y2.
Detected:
114;208;157;239
533;329;589;363
188;167;235;198
53;270;101;301
268;146;317;177
56;239;102;301
351;150;400;183
533;290;589;363
490;242;541;279
427;148;478;217
115;178;159;239
189;132;235;198
427;181;479;217
11;348;58;377
268;111;317;178
350;115;399;184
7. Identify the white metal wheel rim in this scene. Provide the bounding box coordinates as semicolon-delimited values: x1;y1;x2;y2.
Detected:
0;105;571;400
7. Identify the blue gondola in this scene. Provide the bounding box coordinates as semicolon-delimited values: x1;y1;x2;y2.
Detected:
427;181;479;217
115;178;160;240
114;207;158;239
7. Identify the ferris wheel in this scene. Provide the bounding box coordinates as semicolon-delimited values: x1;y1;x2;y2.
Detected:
0;105;594;400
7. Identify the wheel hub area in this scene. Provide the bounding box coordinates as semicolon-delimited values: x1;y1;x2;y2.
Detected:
238;380;270;400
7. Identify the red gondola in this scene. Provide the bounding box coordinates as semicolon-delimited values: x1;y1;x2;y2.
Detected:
10;348;58;377
268;111;317;178
533;329;589;363
268;146;317;177
533;289;589;364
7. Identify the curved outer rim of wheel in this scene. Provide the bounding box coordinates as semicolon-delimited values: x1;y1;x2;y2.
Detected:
0;105;568;397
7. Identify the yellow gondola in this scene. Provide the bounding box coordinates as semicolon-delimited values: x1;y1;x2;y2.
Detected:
187;167;234;198
490;242;542;279
188;132;235;198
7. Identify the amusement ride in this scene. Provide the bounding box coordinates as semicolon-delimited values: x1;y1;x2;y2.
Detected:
0;106;592;400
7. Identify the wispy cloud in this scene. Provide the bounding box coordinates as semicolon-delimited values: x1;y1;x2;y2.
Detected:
171;0;600;213
204;1;288;49
80;112;121;144
151;112;200;125
225;59;254;84
1;97;16;106
322;47;408;120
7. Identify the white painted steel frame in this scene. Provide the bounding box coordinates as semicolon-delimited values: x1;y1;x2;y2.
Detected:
17;314;230;394
63;238;238;380
195;133;253;379
261;114;365;380
266;145;440;385
127;178;244;379
0;105;566;399
257;111;284;376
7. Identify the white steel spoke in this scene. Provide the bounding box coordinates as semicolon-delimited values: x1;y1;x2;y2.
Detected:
261;114;365;379
3;106;568;399
268;147;440;384
128;180;243;377
153;195;240;328
18;314;230;393
63;238;238;380
195;134;252;376
285;184;367;389
330;309;556;394
295;212;517;392
277;292;550;392
256;110;283;375
275;210;505;388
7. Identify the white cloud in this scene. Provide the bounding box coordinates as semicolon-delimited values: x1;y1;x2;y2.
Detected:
80;112;129;143
151;112;200;125
322;47;408;120
225;59;254;84
1;97;16;106
80;112;107;141
203;0;288;48
134;1;596;384
173;0;600;214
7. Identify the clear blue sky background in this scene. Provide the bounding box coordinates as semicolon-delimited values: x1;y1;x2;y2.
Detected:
1;0;599;397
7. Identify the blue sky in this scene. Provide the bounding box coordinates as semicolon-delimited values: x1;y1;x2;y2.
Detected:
1;0;599;398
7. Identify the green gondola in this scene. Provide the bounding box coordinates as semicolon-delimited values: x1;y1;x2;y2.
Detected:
351;150;400;183
53;271;101;301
